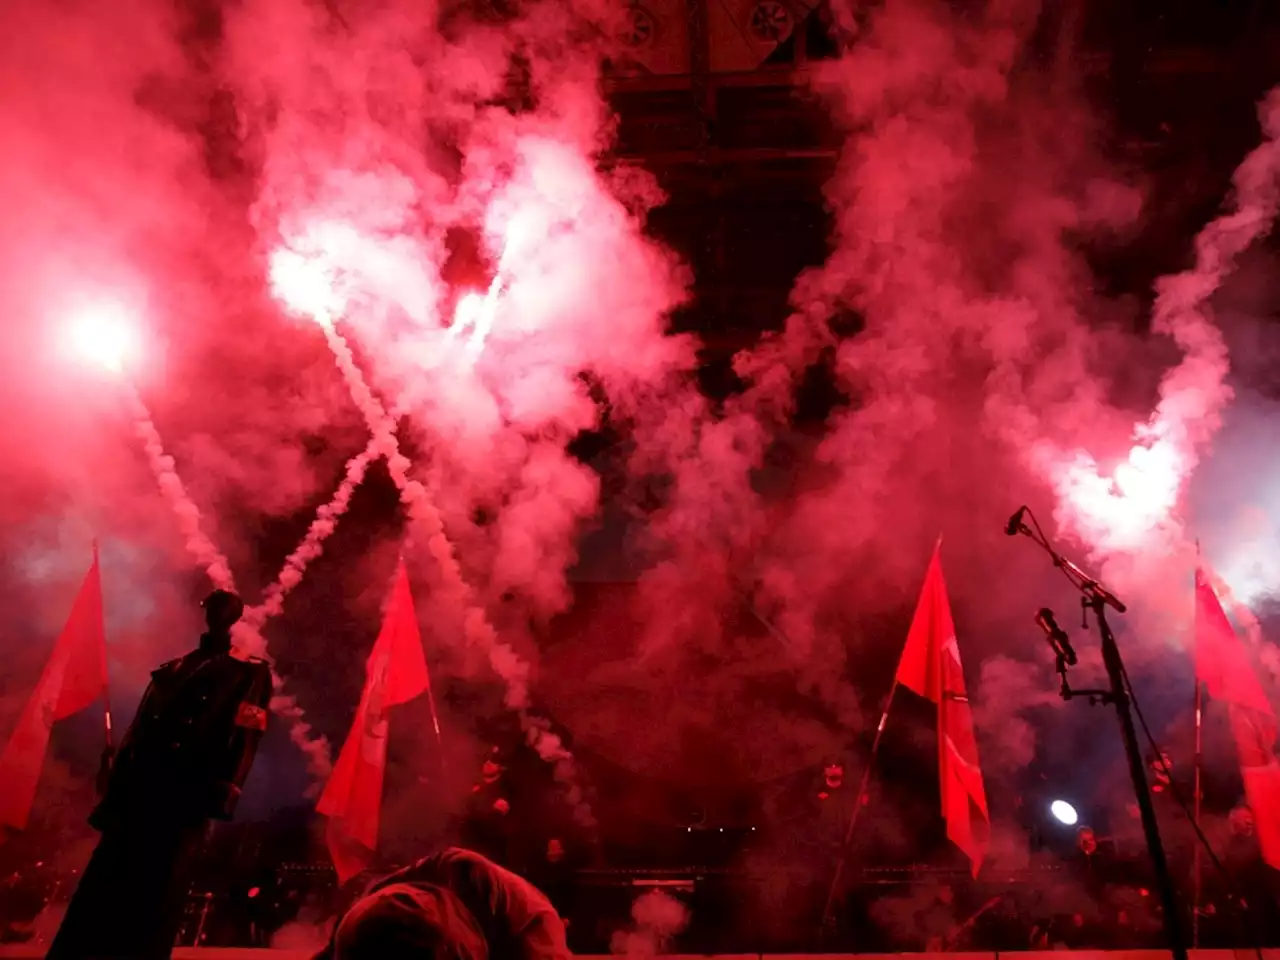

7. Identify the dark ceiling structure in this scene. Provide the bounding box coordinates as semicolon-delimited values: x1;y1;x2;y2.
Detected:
595;0;1280;361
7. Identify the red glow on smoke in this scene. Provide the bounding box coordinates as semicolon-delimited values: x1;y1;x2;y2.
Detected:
7;0;1280;901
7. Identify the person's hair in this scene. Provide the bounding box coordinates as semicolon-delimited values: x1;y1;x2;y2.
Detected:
202;590;244;628
333;884;488;960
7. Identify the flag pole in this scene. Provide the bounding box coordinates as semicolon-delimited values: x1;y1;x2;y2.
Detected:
423;660;445;770
401;550;445;775
748;601;898;929
1193;675;1204;946
821;537;941;932
820;681;900;931
94;540;112;751
93;540;114;799
1192;541;1203;947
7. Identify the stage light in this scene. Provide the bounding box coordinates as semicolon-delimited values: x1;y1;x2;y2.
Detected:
66;305;141;374
1050;799;1079;825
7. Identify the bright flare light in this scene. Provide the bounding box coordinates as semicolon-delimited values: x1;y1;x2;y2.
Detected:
1050;800;1079;826
447;274;506;362
1051;428;1185;553
269;247;340;327
450;291;486;336
66;305;141;374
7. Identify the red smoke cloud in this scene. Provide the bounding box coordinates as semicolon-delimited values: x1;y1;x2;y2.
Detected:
221;0;692;819
4;0;1280;925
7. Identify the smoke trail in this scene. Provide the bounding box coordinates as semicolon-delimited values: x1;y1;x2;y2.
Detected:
272;689;333;784
1046;87;1280;554
245;434;380;628
123;382;235;591
222;0;695;824
123;380;338;779
320;316;592;821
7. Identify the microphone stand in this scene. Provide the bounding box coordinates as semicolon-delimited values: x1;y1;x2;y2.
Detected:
1011;516;1188;960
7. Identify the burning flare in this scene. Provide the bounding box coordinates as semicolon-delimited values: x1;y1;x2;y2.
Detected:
1045;87;1280;555
65;304;142;375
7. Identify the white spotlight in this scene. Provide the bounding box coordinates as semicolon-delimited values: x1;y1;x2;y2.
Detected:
1050;800;1079;826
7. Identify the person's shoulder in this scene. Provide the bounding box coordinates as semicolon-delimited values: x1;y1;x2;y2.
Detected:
408;847;492;883
152;656;184;677
439;846;477;860
437;846;501;871
210;653;273;690
229;653;272;672
239;656;275;688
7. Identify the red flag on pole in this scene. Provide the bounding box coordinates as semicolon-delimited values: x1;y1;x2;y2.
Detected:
894;542;989;876
0;548;108;830
317;558;429;883
1195;566;1280;869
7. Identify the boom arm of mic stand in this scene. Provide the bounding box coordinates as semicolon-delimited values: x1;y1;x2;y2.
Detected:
1011;522;1127;613
1059;557;1127;613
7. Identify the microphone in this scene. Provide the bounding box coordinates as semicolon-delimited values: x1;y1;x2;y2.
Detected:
1035;607;1078;666
1005;506;1027;537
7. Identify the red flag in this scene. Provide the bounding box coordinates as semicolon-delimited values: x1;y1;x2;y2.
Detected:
317;558;429;882
0;548;108;830
895;542;989;875
1195;567;1280;869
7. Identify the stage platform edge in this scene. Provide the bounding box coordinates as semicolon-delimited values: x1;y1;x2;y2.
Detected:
0;951;1277;959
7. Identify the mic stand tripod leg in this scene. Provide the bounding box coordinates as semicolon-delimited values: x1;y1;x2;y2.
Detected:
1094;600;1189;960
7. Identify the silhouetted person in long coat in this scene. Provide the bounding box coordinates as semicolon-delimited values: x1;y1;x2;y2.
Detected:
48;590;273;959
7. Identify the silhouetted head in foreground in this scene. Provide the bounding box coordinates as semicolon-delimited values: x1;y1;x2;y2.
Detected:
201;589;245;636
331;884;488;960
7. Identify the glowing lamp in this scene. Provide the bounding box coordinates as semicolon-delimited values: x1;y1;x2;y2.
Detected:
66;305;141;374
1050;799;1079;825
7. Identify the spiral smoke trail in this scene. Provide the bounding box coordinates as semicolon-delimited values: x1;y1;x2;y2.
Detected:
124;383;236;591
319;320;593;823
123;383;333;779
245;434;380;628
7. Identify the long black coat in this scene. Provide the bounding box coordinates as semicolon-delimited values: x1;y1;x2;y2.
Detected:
92;639;273;830
47;638;273;960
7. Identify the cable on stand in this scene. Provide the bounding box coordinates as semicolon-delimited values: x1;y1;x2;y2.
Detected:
1006;506;1189;960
